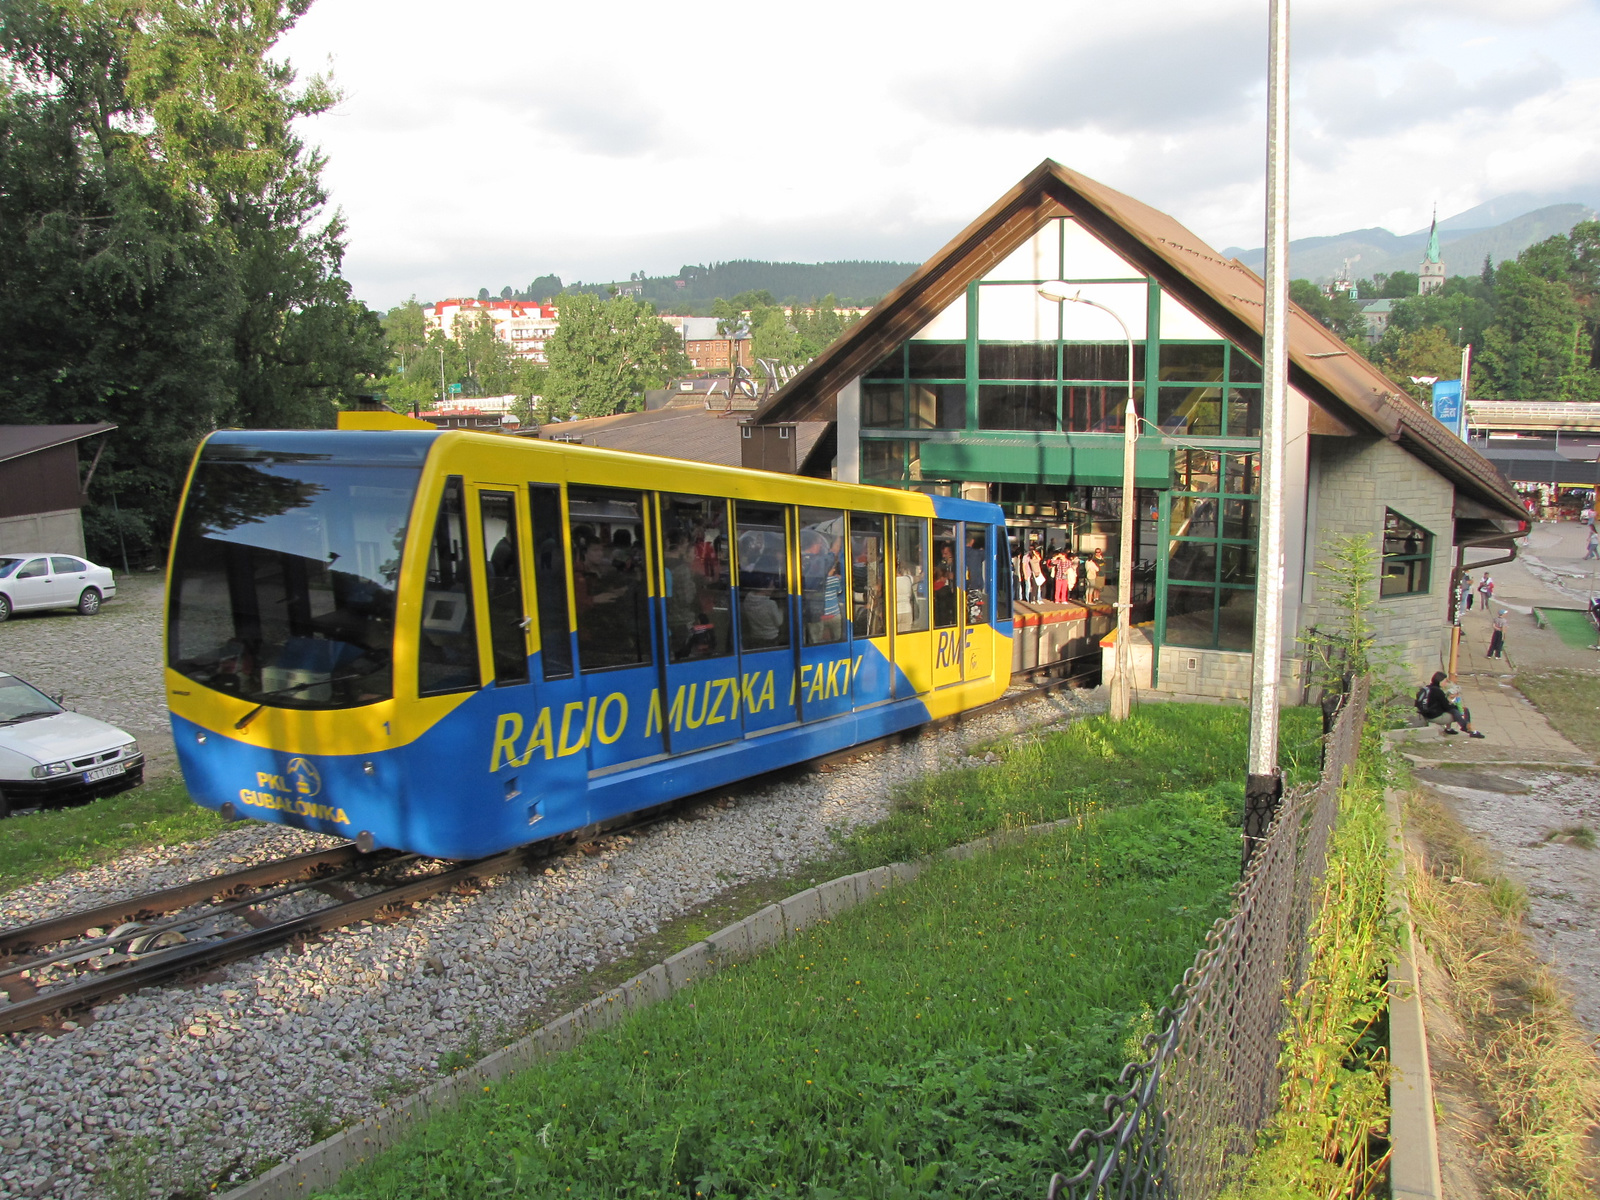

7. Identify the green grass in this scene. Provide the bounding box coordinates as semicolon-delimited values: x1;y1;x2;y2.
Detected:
1532;607;1599;650
1513;669;1600;758
326;703;1324;1200
835;701;1323;872
0;777;223;896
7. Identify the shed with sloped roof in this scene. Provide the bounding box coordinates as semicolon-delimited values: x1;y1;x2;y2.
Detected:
0;424;117;556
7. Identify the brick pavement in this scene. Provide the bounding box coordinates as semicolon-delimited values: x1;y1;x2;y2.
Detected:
0;571;175;779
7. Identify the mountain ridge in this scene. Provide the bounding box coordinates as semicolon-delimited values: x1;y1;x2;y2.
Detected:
1224;192;1599;282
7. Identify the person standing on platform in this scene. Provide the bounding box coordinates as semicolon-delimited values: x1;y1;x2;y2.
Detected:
1478;575;1495;608
1461;573;1474;612
1064;551;1080;605
1084;548;1105;603
1487;609;1508;659
1050;545;1070;603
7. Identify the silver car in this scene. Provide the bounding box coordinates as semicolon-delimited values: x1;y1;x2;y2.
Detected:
0;670;143;816
0;553;117;620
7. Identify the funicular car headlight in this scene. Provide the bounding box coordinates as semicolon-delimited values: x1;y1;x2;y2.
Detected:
31;761;73;778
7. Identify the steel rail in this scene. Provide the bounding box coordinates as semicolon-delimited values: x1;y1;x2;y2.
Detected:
2;855;419;977
0;844;379;956
0;849;530;1034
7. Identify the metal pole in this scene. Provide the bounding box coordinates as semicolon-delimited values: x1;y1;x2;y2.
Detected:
1244;0;1291;870
1115;329;1138;719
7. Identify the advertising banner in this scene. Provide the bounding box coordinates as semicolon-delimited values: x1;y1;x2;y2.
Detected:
1432;379;1464;438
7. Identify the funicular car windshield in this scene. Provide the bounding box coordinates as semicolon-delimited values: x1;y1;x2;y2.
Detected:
167;435;429;710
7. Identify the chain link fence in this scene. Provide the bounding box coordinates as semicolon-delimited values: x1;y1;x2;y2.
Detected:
1047;676;1370;1200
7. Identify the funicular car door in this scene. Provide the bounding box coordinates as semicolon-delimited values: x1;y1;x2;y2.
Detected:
796;507;852;723
963;523;994;683
656;492;743;754
847;513;893;709
930;519;964;688
564;484;666;794
471;483;580;837
733;501;799;735
891;516;933;697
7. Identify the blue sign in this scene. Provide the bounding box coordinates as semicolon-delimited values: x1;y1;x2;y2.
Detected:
1432;379;1463;437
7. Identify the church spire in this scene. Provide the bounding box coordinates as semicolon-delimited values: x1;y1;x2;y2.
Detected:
1425;206;1441;265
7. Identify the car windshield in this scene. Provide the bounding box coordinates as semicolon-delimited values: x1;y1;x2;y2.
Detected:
167;444;423;710
0;558;21;579
0;676;63;725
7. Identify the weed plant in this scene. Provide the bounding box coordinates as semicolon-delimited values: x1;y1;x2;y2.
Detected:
1229;721;1398;1199
328;705;1322;1200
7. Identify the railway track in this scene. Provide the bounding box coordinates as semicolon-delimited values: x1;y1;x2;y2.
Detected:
0;672;1097;1033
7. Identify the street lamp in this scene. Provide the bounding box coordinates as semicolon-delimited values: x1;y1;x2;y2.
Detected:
1038;283;1138;720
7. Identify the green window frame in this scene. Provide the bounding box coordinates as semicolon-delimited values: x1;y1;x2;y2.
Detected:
1163;450;1260;651
1380;508;1432;597
1154;341;1262;438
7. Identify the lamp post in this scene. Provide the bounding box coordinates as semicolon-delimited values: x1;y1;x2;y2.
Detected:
1039;283;1137;720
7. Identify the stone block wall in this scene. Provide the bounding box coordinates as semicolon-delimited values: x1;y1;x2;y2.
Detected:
1152;645;1305;703
1300;434;1455;681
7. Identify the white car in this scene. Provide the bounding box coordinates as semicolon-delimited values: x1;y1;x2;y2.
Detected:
0;553;117;620
0;670;143;817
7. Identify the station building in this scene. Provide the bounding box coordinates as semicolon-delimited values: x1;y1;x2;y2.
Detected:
746;161;1527;701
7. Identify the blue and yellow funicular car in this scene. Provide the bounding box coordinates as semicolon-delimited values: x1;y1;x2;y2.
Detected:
164;414;1014;859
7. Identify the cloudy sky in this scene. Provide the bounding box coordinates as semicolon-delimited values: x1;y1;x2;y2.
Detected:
274;0;1600;309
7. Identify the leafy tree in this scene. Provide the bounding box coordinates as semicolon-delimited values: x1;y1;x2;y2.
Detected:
1375;326;1464;404
751;307;800;365
0;0;381;561
1289;281;1366;342
543;294;689;418
1477;256;1599;401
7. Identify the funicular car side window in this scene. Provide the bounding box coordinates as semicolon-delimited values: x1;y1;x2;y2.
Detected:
798;507;847;646
932;520;960;629
849;513;888;639
479;490;529;686
659;494;733;662
894;516;928;633
736;503;790;650
527;485;573;681
419;477;481;696
965;524;989;626
568;485;652;672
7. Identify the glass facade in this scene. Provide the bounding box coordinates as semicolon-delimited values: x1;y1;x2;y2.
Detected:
1164;451;1260;651
856;216;1266;667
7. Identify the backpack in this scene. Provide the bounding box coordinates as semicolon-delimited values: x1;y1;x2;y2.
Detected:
1414;685;1432;717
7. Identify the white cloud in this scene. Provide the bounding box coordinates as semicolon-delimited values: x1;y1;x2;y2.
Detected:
273;0;1600;308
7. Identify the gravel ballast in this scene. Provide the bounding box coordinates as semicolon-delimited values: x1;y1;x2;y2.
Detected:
0;687;1097;1198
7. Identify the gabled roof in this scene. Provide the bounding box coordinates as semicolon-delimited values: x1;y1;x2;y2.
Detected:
0;424;116;464
751;159;1524;520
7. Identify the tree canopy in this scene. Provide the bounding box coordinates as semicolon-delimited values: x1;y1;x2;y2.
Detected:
543;294;688;419
0;0;384;562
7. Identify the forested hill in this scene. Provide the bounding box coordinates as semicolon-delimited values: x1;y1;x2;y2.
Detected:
491;260;920;312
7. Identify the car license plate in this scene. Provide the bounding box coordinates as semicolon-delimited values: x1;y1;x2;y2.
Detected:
83;763;126;783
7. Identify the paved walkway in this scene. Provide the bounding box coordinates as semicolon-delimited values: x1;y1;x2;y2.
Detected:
1393;672;1595;768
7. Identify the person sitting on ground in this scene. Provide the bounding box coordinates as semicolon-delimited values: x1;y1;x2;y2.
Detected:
1415;671;1485;738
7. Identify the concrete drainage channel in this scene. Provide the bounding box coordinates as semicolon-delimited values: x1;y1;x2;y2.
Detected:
221;822;1072;1200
